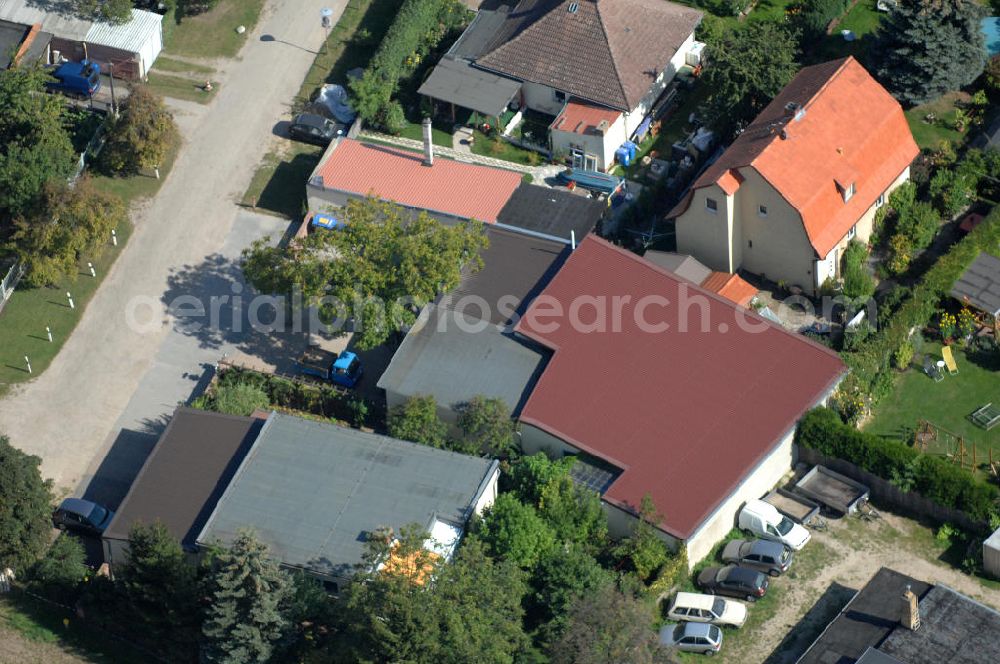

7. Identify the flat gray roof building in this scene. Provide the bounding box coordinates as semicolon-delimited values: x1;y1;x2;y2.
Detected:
197;412;499;585
951;251;1000;317
377;303;548;420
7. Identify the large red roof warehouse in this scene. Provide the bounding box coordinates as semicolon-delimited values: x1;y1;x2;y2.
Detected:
515;236;846;538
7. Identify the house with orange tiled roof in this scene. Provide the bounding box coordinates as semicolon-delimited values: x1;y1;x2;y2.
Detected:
669;57;919;295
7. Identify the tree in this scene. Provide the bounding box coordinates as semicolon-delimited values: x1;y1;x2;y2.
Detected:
530;546;611;647
118;523;199;653
10;178;127;287
0;436;53;574
101;84;177;175
612;494;670;581
431;538;530;663
242;197;489;349
202;530;294;664
549;584;663;664
387;395;448;448
895;200;940;248
71;0;135;24
473;493;556;569
0;65;75;221
873;0;986;106
456;396;517;458
27;535;87;602
702;21;799;136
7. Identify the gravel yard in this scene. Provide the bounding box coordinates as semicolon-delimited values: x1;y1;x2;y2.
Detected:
682;509;1000;663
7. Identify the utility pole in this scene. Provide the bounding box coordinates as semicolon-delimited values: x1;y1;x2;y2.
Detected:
108;61;117;117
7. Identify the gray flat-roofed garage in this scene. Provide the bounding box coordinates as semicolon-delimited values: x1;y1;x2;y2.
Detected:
377;303;548;420
196;413;499;584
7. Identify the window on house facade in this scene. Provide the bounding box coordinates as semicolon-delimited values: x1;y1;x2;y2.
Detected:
758;204;768;217
748;240;753;248
553;89;566;103
847;224;857;240
706;197;718;213
876;193;885;207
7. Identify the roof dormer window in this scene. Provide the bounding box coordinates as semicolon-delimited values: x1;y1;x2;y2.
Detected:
838;181;855;203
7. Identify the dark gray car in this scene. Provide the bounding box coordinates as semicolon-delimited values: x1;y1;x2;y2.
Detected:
721;539;793;576
52;498;115;535
288;113;344;146
697;565;769;602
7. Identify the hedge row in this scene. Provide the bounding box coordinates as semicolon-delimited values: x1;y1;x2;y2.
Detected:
349;0;467;130
796;408;1000;522
843;204;1000;402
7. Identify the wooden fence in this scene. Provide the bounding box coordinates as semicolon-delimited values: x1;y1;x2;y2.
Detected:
797;445;988;533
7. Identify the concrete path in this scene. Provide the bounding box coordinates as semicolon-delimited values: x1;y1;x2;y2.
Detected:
0;0;347;493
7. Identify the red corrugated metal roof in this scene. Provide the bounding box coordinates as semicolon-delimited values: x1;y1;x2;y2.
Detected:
551;99;622;135
312;139;523;223
514;236;846;539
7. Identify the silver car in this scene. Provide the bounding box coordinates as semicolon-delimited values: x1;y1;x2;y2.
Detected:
659;621;723;655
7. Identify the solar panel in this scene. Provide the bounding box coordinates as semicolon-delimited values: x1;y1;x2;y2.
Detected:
568;454;621;495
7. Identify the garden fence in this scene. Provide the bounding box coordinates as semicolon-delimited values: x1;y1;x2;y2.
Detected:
0;261;24;314
797;445;988;533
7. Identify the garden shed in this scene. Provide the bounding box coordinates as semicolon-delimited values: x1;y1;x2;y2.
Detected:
985;526;1000;578
950;252;1000;336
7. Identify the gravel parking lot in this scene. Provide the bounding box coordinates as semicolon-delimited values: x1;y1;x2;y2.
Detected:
681;509;1000;663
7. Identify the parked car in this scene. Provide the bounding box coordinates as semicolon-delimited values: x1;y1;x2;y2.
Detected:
296;348;362;388
721;538;793;577
288;113;344;146
46;60;101;98
697;565;769;602
52;498;115;535
738;499;811;551
666;592;747;627
659;621;723;656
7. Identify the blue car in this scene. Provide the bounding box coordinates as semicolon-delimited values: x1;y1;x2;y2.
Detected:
47;60;101;98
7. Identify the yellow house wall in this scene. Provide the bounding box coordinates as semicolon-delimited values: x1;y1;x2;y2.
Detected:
675;184;737;273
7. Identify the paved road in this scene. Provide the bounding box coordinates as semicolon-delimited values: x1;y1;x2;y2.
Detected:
0;0;347;494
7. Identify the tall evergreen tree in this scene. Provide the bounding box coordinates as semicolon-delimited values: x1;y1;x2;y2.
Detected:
202;530;293;664
0;436;53;574
874;0;986;105
118;523;199;654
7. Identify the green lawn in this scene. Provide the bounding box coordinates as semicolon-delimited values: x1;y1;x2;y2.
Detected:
89;137;181;206
151;55;216;76
398;121;454;147
470;131;543;165
147;71;217;104
241;141;324;218
0;219;133;391
866;340;1000;476
904;92;970;150
806;0;883;63
163;0;266;60
0;594;150;663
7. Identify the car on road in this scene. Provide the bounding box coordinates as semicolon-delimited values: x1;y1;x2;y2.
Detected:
697;565;769;602
665;592;747;627
721;538;793;577
46;61;101;98
659;622;723;655
52;498;115;535
288;113;344;146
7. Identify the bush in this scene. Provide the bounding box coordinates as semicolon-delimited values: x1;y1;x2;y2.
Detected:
886;233;913;275
896;201;940;250
212;381;271;416
796;0;850;39
27;535;87;602
842;240;876;299
929;168;976;217
893;341;914;369
99;85;177;176
796;408;1000;523
387;395;448;448
986;54;1000;93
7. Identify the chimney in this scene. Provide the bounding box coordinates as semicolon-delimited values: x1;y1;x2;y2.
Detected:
422;117;434;167
902;585;921;631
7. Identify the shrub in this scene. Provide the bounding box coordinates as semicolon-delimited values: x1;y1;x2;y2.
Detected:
796;0;850;39
886;233;913;275
842;240;876;299
986;54;1000;93
27;535;87;602
796;408;1000;523
893;341;914;369
387;395;448;448
895;201;940;250
99;85;177;176
212;381;271;416
929;168;977;217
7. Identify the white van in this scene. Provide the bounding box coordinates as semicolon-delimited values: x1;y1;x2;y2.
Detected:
738;499;811;551
666;591;747;627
